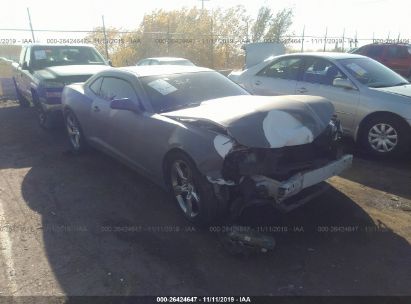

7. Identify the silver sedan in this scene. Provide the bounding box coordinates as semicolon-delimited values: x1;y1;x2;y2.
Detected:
229;52;411;157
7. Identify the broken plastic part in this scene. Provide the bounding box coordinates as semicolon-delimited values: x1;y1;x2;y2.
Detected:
220;226;276;255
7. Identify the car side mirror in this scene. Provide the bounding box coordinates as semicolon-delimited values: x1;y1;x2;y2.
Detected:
108;59;113;67
333;78;356;90
110;98;141;113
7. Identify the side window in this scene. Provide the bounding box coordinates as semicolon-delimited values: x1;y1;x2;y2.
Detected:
302;58;347;86
139;60;149;66
356;46;368;55
385;46;406;59
367;45;384;57
89;77;103;95
100;77;138;102
257;57;303;80
396;46;409;59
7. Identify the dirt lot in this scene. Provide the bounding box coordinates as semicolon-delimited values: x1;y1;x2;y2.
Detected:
0;99;410;297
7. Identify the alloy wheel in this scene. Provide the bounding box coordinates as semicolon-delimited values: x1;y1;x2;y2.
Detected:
170;160;200;219
66;113;81;150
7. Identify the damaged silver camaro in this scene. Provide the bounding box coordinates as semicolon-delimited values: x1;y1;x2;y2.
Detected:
62;65;353;225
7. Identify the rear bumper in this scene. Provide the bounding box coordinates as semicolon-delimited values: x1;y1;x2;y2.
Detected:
251;154;353;204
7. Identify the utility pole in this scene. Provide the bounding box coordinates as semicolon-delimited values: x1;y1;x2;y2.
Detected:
198;0;210;11
210;15;214;68
245;21;249;43
301;25;305;52
342;28;345;52
102;15;109;60
323;27;328;52
27;8;35;42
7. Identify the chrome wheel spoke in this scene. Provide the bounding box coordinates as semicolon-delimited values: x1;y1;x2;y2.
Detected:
372;126;381;134
185;193;194;216
385;139;396;147
173;184;186;196
175;163;188;181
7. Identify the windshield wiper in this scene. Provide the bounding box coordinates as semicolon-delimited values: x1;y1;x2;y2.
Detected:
160;102;202;113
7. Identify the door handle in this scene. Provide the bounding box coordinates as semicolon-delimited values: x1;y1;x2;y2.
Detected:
255;80;261;85
93;105;100;112
297;87;308;93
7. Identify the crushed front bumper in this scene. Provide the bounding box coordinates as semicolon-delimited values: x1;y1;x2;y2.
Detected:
251;154;353;205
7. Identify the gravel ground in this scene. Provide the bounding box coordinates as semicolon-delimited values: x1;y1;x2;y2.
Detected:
0;100;410;297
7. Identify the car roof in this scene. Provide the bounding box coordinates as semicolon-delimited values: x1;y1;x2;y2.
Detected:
280;52;366;60
361;43;411;47
118;65;212;77
144;57;191;61
25;44;96;48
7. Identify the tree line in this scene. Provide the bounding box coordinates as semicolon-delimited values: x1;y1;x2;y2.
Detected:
85;5;294;69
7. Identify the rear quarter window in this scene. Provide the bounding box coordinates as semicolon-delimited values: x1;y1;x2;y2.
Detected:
89;77;103;95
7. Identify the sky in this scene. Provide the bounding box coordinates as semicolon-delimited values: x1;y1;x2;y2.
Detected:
0;0;410;47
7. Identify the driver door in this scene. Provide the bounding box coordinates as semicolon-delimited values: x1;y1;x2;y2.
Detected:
296;57;360;131
97;76;158;175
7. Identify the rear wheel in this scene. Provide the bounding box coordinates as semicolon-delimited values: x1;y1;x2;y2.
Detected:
64;109;87;154
165;152;226;226
359;114;411;157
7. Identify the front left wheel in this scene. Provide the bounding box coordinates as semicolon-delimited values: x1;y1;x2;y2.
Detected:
165;152;227;226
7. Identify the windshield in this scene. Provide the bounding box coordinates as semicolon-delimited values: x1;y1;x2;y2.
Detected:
159;60;194;66
338;57;409;88
140;71;249;113
31;46;106;70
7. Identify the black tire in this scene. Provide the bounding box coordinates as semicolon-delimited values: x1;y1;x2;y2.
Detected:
14;81;30;108
32;92;54;129
165;151;227;226
64;109;87;154
359;114;411;157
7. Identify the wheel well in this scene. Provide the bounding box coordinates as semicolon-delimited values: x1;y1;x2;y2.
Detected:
357;111;411;140
162;148;195;186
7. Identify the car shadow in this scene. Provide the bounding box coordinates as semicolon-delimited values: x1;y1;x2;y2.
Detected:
1;102;411;295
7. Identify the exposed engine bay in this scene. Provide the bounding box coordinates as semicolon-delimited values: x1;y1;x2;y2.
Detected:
211;117;352;217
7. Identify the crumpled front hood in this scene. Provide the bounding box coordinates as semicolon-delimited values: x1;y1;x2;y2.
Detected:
34;65;109;82
163;95;335;148
372;84;411;98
